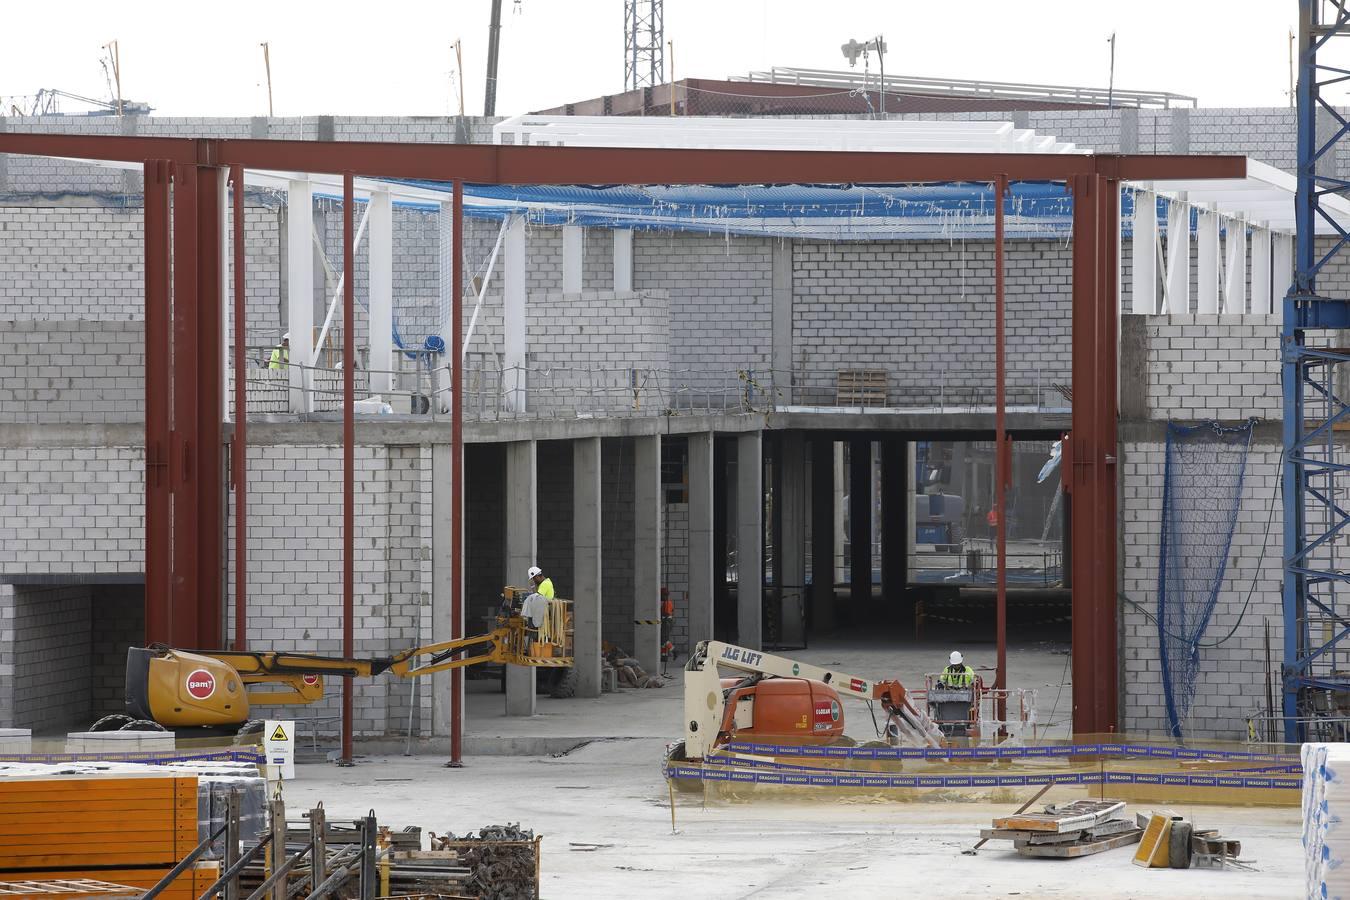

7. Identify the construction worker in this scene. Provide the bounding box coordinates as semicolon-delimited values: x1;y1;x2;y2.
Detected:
939;651;976;688
520;566;554;630
528;565;554;600
269;332;290;370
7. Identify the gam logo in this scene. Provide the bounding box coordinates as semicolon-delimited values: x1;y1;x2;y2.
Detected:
185;669;216;700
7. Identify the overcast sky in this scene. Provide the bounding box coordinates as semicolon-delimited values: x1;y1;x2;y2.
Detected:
0;1;1313;118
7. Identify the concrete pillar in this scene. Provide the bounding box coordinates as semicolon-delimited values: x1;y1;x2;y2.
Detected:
430;443;457;735
777;432;807;647
771;240;794;402
562;225;583;294
633;435;663;673
687;432;715;646
504;215;527;411
368;188;394;394
572;437;603;698
810;436;836;633
1197;209;1220;314
736;432;763;649
881;437;909;616
613;229;633;292
286;178;314;413
504;440;537;716
849;438;872;610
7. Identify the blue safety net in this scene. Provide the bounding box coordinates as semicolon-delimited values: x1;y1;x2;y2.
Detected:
1157;420;1255;739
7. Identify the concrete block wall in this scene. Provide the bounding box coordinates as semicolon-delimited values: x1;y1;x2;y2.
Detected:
0;320;142;423
536;441;575;594
1119;442;1282;739
0;446;143;576
0;206;144;319
465;443;506;631
664;501;690;656
89;585;144;718
601;437;636;650
1;584;92;731
792;240;1070;407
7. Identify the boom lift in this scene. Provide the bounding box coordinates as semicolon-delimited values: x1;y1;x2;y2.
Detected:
673;640;944;765
102;596;572;733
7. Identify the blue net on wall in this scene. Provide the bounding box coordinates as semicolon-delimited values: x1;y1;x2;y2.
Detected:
1157;419;1255;739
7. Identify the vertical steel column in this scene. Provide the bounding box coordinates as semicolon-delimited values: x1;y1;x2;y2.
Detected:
231;165;247;651
1069;173;1120;735
196;165;224;650
340;173;355;766
450;180;465;766
994;174;1008;726
170;163;200;649
144;160;172;644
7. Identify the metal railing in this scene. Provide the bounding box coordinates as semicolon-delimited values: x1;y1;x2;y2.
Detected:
230;358;1071;422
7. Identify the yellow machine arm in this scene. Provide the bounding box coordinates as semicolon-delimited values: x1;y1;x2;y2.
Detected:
126;598;573;729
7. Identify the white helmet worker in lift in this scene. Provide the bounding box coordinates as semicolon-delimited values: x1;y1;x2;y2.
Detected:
520;566;555;630
939;650;976;688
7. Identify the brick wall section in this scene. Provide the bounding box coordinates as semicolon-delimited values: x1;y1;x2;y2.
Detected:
0;206;144;319
664;501;690;656
90;585;144;718
536;441;575;594
2;584;92;732
793;240;1070;407
0;320;142;423
601;437;636;649
1127;314;1282;421
1119;443;1281;738
465;443;506;631
0;446;143;576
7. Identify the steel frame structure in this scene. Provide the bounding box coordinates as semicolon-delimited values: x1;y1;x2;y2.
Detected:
1283;0;1350;742
624;0;665;92
0;131;1243;750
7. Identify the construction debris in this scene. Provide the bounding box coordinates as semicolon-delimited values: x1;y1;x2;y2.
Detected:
980;798;1142;859
430;825;541;900
1133;811;1254;870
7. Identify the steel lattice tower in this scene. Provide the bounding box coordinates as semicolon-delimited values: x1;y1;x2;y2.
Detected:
624;0;665;91
1283;0;1350;742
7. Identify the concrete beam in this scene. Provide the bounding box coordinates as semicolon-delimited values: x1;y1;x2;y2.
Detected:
562;225;583;294
430;443;456;735
633;434;663;673
286;178;314;412
368;188;394;394
686;431;715;647
771;240;793;403
736;431;763;649
504;440;537;716
810;436;836;633
613;229;633;293
572;436;603;698
776;431;807;647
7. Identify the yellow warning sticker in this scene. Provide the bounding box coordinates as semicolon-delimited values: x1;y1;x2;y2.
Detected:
269;724;289;743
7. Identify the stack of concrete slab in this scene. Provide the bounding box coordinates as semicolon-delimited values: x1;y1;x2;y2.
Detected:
0;729;31;755
65;730;175;754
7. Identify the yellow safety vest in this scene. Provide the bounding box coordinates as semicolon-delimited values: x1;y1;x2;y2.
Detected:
940;664;975;688
537;577;555;600
269;346;289;370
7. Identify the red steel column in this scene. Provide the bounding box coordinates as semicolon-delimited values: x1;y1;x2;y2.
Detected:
994;174;1008;731
195;166;224;650
144;160;173;644
231;165;248;651
1069;174;1120;735
341;173;356;766
170;163;200;649
450;180;464;766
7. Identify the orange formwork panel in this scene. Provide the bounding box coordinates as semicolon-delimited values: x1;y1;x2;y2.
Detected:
0;775;198;871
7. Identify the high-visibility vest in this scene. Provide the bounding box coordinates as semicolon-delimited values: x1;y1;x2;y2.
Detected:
537;577;555;600
940;664;975;688
269;346;289;370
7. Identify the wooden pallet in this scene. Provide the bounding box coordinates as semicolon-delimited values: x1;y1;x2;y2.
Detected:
836;369;888;406
1016;829;1143;859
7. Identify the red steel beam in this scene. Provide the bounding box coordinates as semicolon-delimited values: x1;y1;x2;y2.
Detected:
231;165;248;651
144;160;172;644
449;180;465;767
340;172;356;766
1095;176;1121;732
195;165;224;650
170;163;200;649
994;174;1008;732
0;133;1247;185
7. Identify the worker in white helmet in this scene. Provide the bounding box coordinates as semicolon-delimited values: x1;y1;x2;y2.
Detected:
269;331;290;370
939;650;975;688
520;566;554;630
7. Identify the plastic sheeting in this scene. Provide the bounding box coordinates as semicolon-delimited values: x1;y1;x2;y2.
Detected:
1304;742;1350;899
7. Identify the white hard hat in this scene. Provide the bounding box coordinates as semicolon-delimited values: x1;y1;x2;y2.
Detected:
527;566;542;579
282;331;290;340
950;651;964;665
